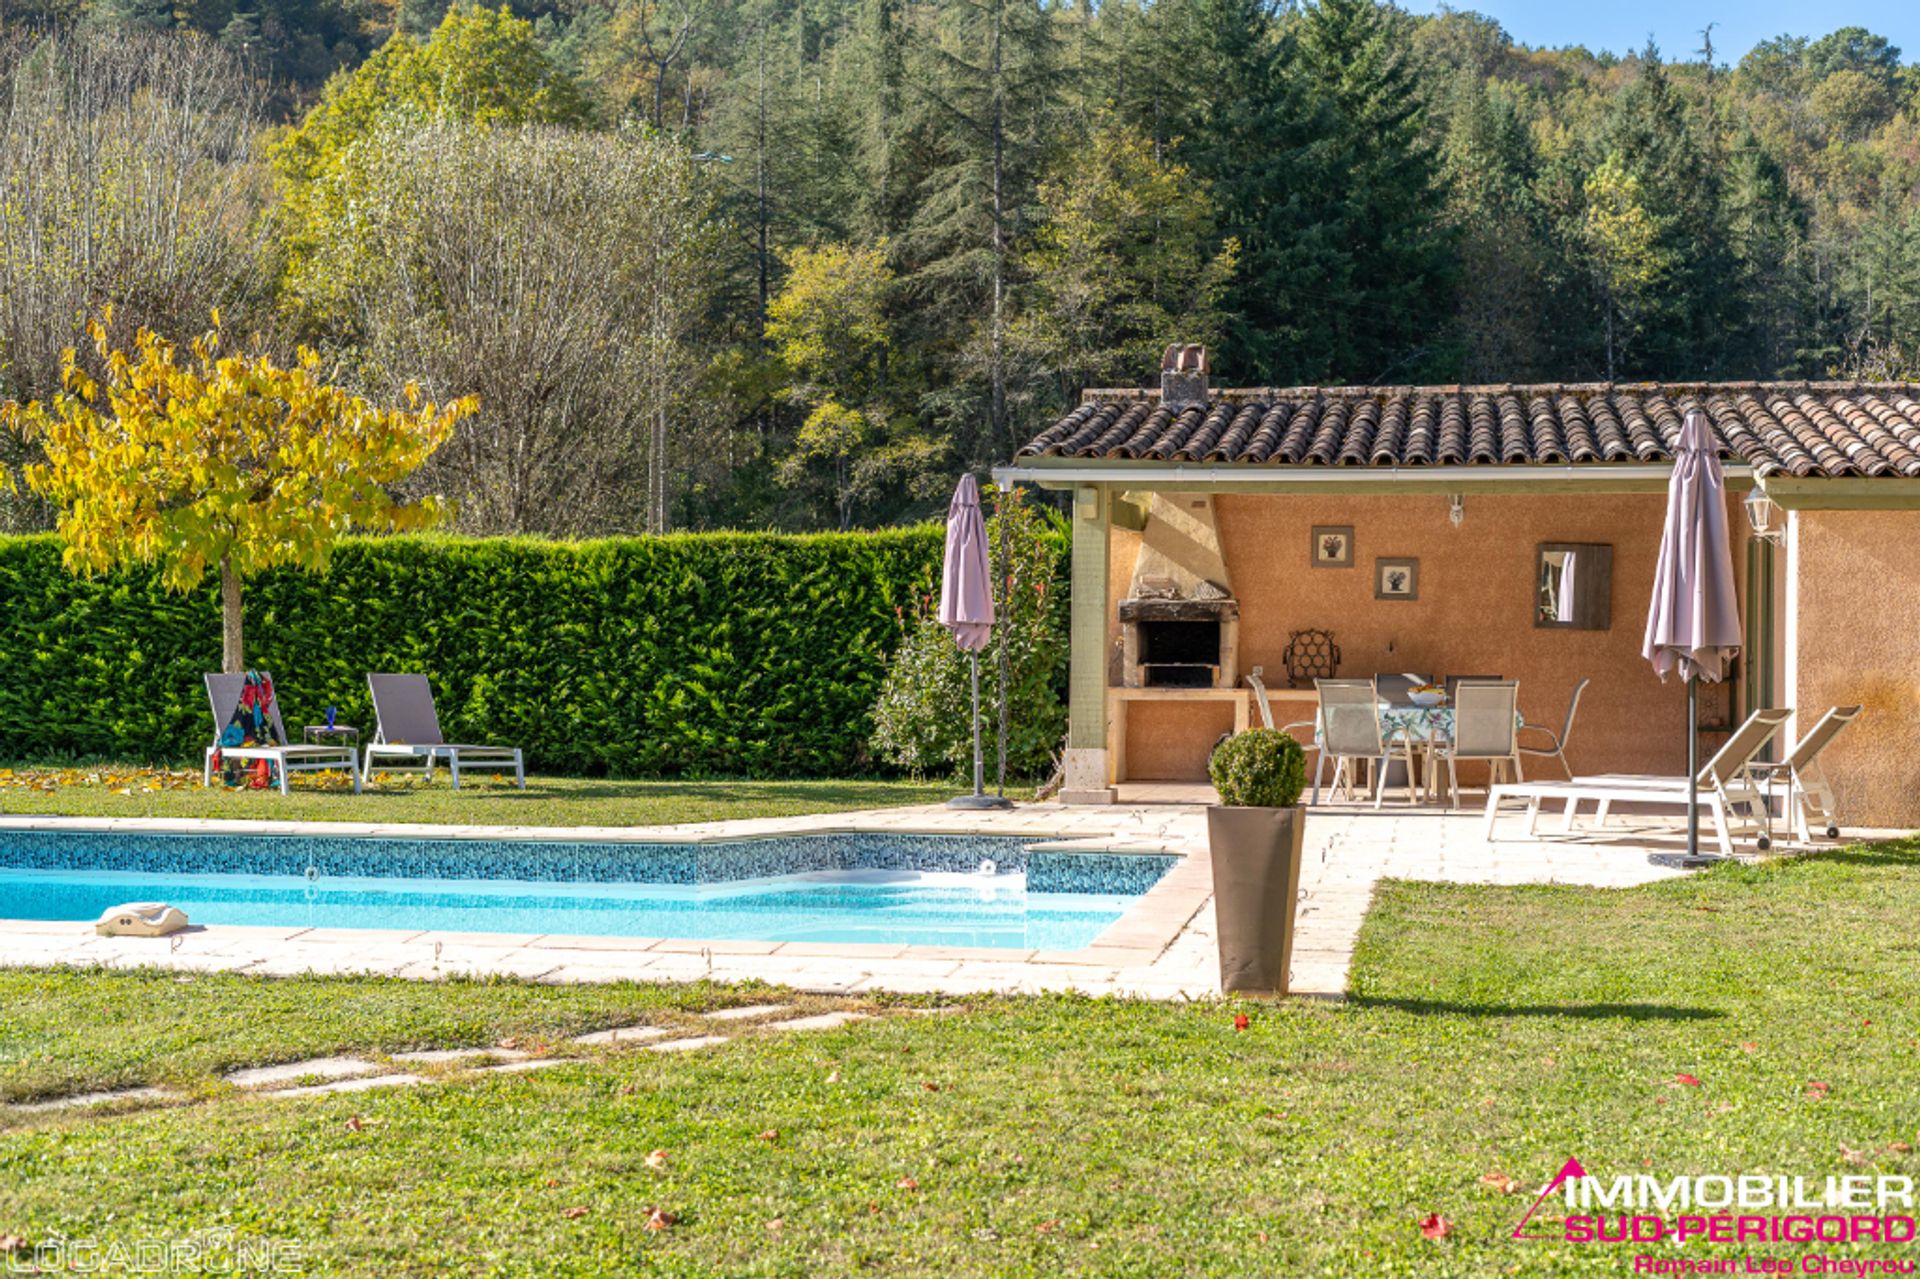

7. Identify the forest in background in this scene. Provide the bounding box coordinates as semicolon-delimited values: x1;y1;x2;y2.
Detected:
4;0;1920;535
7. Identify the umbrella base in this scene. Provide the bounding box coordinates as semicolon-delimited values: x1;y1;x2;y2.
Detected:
1651;851;1731;870
947;794;1016;811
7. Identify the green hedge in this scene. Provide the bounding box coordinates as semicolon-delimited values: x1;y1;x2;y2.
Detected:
0;529;952;777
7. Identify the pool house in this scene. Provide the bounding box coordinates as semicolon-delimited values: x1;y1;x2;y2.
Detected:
995;348;1920;828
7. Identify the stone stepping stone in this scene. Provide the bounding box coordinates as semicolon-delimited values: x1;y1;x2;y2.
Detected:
225;1056;384;1090
759;1012;871;1033
700;1003;791;1022
571;1025;671;1047
11;1086;177;1114
482;1057;573;1074
645;1035;730;1053
270;1073;425;1100
391;1047;531;1065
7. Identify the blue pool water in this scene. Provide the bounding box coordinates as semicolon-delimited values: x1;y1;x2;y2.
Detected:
0;832;1176;950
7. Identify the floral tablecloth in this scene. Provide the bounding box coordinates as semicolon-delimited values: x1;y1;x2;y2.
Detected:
1317;704;1524;744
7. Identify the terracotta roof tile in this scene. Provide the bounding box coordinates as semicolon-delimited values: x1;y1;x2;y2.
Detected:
1015;382;1920;479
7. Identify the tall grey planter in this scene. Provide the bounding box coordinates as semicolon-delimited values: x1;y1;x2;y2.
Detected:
1206;805;1306;995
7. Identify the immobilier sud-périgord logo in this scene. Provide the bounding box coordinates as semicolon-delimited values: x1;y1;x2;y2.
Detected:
1511;1157;1919;1275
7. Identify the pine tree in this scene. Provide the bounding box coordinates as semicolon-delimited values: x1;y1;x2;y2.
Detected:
1292;0;1456;382
1438;73;1549;379
84;0;175;30
906;0;1064;465
1596;46;1734;375
1120;0;1335;384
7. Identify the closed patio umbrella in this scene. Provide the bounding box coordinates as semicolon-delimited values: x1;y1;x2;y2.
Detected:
1643;408;1743;862
938;475;1012;810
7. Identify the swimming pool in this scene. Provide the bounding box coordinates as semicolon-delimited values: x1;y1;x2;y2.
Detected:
0;831;1176;951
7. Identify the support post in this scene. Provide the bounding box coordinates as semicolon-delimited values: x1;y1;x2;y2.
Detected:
1061;483;1114;804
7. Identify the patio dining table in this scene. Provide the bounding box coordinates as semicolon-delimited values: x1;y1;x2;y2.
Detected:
1309;700;1527;805
1312;702;1525;745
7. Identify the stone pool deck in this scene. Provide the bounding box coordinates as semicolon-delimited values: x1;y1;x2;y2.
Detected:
0;795;1833;1000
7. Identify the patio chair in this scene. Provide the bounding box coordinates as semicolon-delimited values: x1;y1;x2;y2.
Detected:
203;672;361;795
1314;678;1424;808
1443;674;1504;703
1375;673;1433;706
1483;706;1791;858
1248;665;1319;776
1516;677;1589;780
1431;680;1521;809
1749;705;1861;842
362;674;526;790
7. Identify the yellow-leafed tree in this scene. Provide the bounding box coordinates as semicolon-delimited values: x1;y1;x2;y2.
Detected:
3;313;474;672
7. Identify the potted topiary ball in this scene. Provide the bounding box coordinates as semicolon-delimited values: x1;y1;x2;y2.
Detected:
1206;727;1309;995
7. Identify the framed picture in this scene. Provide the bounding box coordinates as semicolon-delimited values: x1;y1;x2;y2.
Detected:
1375;557;1420;601
1311;525;1354;569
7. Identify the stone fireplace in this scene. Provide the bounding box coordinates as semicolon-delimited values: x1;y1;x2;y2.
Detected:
1116;490;1239;690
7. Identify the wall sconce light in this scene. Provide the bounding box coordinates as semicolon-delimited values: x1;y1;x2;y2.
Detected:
1743;488;1784;545
1447;494;1464;528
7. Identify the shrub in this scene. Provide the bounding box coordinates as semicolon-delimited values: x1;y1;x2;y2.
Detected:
0;528;945;777
870;486;1069;780
1208;729;1307;808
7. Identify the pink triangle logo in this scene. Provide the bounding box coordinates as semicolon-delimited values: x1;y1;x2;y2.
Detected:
1512;1157;1587;1240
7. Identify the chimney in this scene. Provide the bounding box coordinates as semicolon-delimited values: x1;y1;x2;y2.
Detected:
1160;343;1209;405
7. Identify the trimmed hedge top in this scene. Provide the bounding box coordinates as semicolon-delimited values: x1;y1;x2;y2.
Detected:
0;529;947;777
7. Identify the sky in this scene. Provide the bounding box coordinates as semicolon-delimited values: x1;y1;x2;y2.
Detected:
1396;0;1919;66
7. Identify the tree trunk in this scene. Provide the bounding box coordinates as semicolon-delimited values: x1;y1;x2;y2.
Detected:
219;554;244;673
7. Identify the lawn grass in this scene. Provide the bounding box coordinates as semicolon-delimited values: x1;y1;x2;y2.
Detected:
3;841;1919;1275
0;767;977;827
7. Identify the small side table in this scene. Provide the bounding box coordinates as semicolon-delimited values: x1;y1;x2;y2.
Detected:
303;725;360;750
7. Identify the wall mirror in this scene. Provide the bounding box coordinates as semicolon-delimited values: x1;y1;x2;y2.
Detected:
1536;543;1612;630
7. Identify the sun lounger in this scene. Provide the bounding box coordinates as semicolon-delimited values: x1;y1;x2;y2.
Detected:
1482;707;1791;857
362;674;525;790
1748;705;1861;842
203;672;361;795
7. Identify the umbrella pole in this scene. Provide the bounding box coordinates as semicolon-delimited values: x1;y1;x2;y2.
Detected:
1687;674;1702;862
971;651;985;799
948;650;1013;810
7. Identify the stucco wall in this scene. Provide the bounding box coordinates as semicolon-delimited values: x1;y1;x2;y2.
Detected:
1790;510;1920;829
1110;491;1744;782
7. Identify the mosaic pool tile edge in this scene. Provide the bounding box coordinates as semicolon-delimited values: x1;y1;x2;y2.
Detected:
0;832;1178;897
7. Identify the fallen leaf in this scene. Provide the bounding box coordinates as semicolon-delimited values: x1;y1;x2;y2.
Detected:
1841;1144;1871;1167
826;1070;842;1084
0;1235;26;1254
1037;1220;1059;1235
562;1207;589;1220
344;1115;364;1133
1256;1231;1269;1243
1889;1142;1913;1154
645;1207;676;1231
543;1177;559;1188
1419;1213;1452;1240
1480;1172;1519;1195
1233;1013;1250;1031
497;1037;521;1050
1740;1042;1758;1053
1675;1073;1702;1087
1807;1081;1832;1099
921;1082;941;1092
645;1150;668;1170
757;1129;779;1142
896;1177;920;1190
766;1218;784;1233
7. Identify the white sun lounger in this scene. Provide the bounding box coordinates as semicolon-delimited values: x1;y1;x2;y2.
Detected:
1747;705;1862;842
1483;707;1791;858
202;672;361;795
362;673;525;790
